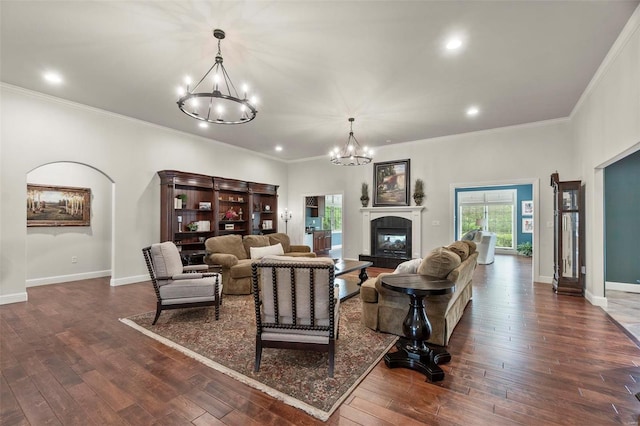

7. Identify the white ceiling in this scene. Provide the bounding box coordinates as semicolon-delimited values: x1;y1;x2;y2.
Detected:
1;1;638;161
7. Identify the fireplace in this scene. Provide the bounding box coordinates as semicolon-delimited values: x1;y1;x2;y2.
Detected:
359;206;424;268
361;216;413;268
371;216;412;259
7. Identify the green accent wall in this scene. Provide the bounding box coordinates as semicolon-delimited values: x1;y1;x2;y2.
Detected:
604;149;640;285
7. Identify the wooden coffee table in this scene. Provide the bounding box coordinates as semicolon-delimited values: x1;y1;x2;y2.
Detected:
334;259;373;300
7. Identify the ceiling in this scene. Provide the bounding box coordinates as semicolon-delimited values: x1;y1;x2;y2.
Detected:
1;1;638;161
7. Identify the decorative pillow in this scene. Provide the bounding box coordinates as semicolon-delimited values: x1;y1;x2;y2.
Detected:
250;243;285;259
417;247;462;278
461;240;477;254
393;258;423;274
447;241;469;261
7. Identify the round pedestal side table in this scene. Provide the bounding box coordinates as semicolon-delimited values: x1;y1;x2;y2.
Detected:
380;274;455;382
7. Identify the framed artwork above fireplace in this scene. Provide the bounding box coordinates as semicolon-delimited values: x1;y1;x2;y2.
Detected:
373;159;410;207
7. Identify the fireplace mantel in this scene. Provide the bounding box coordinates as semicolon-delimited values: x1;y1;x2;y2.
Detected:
360;206;424;258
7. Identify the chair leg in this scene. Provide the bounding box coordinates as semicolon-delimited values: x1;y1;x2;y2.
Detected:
254;337;262;373
214;297;220;321
328;340;335;377
152;303;162;325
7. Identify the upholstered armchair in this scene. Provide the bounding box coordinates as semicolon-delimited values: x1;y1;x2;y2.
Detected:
142;242;222;324
204;233;315;295
474;231;497;264
251;255;339;377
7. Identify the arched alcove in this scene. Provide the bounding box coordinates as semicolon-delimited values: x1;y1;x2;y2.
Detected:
26;162;114;286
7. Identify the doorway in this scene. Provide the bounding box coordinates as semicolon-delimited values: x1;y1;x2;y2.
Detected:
304;193;343;258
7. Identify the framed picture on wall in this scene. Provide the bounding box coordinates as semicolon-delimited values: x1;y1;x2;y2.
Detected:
373;159;411;207
522;218;534;233
522;200;533;216
27;184;91;227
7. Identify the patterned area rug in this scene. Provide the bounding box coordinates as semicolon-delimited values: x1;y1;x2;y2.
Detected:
120;292;397;421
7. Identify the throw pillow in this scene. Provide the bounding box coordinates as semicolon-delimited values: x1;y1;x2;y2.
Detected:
447;241;469;261
250;243;285;259
243;235;270;257
417;247;462;278
393;258;423;274
461;240;477;254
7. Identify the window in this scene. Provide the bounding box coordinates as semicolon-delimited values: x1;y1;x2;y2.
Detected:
458;189;515;249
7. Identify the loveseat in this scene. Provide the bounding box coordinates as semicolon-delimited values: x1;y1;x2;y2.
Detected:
204;233;315;294
360;240;478;346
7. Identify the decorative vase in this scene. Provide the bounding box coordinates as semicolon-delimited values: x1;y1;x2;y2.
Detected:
361;198;369;207
414;195;424;206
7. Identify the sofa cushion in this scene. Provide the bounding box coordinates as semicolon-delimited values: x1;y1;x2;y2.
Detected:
461;240;477;254
393;258;423;274
447;241;469;261
267;233;291;253
417;247;462;278
250;243;285;259
205;234;247;260
243;235;271;257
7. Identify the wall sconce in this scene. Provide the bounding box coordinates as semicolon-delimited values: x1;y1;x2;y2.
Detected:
281;208;292;234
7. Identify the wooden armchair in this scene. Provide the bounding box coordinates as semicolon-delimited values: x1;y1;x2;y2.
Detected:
251;255;339;377
142;242;222;325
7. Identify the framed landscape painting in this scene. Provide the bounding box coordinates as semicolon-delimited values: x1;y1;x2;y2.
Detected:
27;184;91;227
373;159;410;207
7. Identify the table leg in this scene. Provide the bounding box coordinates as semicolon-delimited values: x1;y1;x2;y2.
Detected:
357;267;369;285
384;293;451;382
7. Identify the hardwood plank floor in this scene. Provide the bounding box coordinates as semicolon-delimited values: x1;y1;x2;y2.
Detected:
1;255;639;425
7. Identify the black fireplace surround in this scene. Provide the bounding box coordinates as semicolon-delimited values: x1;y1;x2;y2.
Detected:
360;216;412;269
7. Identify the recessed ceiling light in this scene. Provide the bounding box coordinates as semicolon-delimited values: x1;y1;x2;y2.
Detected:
199;122;208;128
446;38;463;50
466;106;479;116
275;146;283;152
43;72;63;84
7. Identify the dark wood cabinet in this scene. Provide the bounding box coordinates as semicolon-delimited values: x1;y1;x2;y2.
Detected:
313;230;331;254
551;173;585;296
158;170;216;262
305;196;325;217
250;182;278;235
158;170;278;261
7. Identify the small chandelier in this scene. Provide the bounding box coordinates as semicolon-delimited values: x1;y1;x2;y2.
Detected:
330;117;373;166
177;29;257;125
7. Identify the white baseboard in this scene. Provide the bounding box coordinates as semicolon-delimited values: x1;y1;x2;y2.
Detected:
536;275;553;284
586;289;607;307
0;292;28;305
26;270;111;287
110;274;148;287
606;281;640;293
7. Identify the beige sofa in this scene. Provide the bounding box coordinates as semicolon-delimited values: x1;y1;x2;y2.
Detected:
360;240;478;346
204;233;315;294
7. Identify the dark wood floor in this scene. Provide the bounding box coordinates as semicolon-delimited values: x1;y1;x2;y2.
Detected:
2;255;639;425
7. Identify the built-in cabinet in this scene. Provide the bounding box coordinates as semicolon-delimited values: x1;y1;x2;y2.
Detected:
158;170;278;262
305;196;325;217
550;172;584;296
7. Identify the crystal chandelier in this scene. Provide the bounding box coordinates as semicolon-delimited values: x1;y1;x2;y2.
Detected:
177;29;257;125
330;118;373;166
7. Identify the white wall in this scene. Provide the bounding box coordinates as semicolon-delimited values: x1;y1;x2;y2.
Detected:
570;5;640;305
288;119;576;283
0;85;287;303
26;162;112;285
